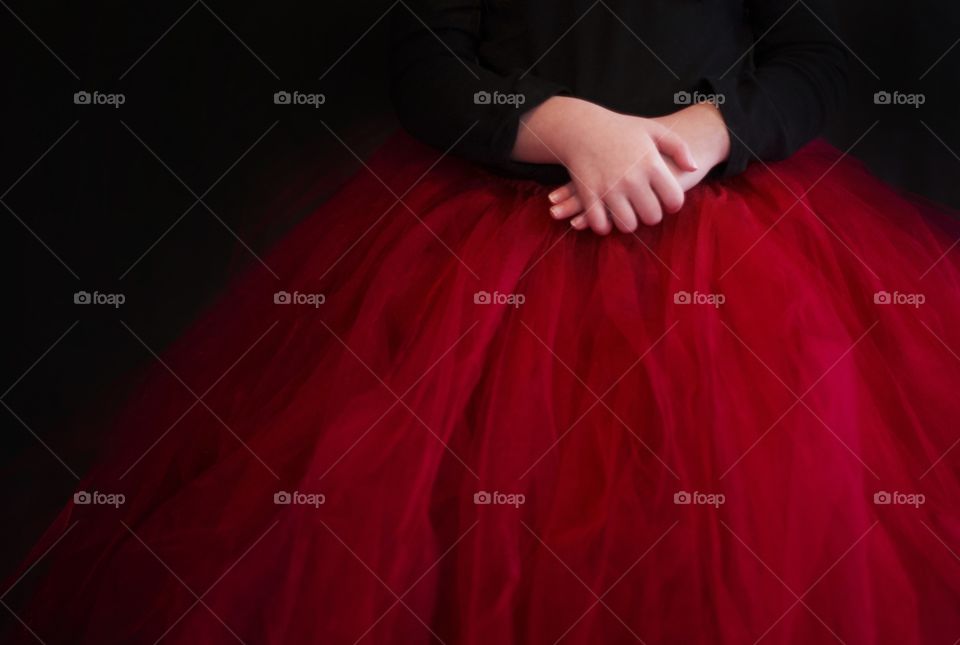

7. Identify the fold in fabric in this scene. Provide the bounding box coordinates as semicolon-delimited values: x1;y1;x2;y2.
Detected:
5;133;960;644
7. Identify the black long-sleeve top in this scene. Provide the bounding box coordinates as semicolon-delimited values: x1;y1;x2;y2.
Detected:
390;0;848;184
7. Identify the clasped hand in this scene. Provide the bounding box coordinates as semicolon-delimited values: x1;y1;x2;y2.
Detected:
512;97;731;235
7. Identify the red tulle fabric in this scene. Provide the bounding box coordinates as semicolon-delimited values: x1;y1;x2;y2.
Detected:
6;133;960;644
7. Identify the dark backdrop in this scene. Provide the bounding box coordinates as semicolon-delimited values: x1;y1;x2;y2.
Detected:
2;0;958;581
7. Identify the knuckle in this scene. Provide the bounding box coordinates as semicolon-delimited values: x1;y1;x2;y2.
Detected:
625;170;647;187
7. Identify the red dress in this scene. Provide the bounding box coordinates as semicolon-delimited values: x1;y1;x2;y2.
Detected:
5;133;960;644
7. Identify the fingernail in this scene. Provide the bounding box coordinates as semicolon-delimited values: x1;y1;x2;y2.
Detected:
571;216;583;229
550;205;562;218
548;192;561;204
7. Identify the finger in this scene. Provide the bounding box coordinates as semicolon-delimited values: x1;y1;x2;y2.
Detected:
586;201;612;235
654;128;698;172
605;194;638;233
571;214;589;230
548;182;576;204
582;194;612;235
630;185;664;227
650;163;686;214
572;182;612;235
550;195;584;220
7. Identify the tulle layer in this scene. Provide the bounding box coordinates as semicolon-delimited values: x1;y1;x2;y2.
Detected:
6;133;960;644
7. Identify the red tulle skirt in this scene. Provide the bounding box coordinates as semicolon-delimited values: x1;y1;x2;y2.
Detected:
6;133;960;644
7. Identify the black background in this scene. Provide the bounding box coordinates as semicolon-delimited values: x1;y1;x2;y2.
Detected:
1;0;958;581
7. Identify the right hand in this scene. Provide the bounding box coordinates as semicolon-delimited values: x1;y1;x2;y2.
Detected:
512;97;697;235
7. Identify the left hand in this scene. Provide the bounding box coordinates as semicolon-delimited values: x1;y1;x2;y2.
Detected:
548;102;731;229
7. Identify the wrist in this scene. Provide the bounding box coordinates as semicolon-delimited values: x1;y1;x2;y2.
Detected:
692;102;731;167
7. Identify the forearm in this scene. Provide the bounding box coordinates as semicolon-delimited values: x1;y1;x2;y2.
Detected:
511;96;603;164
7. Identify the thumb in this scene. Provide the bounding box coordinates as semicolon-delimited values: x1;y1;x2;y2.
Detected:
655;129;698;173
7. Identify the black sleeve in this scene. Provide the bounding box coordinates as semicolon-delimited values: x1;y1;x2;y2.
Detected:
390;0;568;174
703;0;849;177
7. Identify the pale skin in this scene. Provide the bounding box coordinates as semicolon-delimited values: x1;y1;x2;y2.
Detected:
511;96;732;235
